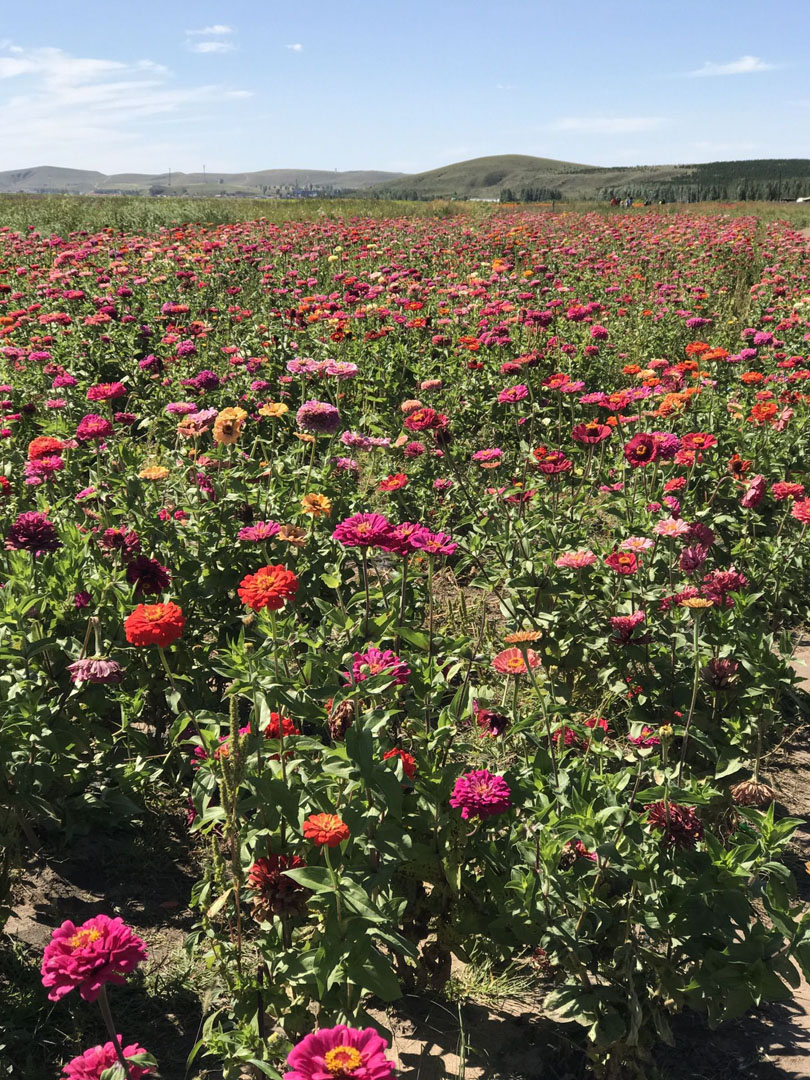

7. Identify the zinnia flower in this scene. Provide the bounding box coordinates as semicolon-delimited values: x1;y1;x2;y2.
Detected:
332;513;391;549
238;520;281;542
350;648;410;686
285;1025;395;1080
623;433;658;467
67;657;124;685
62;1038;150;1080
604;551;639;575
213;407;248;445
302;813;350;848
76;414;113;442
555;550;597;569
124;602;185;647
6;511;61;554
248;854;307;920
383;748;416;779
238;565;299;611
301;493;332;516
41;915;147;1002
450;769;512;820
492;647;540;675
645;801;704;849
296;400;340;435
125;556;171;596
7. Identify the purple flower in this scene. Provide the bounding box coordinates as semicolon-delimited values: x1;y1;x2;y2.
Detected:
296;399;340;435
6;511;61;555
450;769;512;820
125;556;171;596
67;657;125;685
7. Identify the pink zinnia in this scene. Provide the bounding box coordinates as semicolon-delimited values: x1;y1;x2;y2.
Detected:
497;384;529;404
791;498;810;524
653;517;691;538
772;481;804;501
76;414;113;442
62;1038;151;1080
332;513;391;548
285;1025;395;1080
41;914;147;1001
238;520;281;542
619;537;654;553
87;382;127;402
450;769;512;820
741;474;766;509
410;528;458;556
555;550;597;569
350;648;410;686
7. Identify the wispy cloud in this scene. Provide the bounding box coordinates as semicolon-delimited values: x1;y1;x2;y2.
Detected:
0;42;251;171
285;43;303;52
687;55;775;77
495;83;515;91
189;41;235;54
186;25;234;36
551;116;666;134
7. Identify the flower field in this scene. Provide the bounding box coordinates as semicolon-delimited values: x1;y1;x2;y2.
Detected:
2;206;810;1079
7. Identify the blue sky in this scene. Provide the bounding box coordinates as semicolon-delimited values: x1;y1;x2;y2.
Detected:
0;0;807;174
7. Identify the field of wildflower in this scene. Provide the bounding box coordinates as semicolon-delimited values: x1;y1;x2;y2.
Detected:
2;205;810;1080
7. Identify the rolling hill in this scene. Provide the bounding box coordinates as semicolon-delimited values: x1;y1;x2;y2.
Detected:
367;154;810;202
0;166;405;196
1;156;809;203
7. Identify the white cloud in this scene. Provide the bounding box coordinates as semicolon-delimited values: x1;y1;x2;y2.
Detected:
186;25;234;36
285;44;303;52
189;41;235;54
495;83;515;91
551;116;666;134
0;42;251;171
687;55;775;77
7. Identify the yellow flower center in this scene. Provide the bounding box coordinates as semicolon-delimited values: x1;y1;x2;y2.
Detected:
324;1046;363;1074
69;927;102;948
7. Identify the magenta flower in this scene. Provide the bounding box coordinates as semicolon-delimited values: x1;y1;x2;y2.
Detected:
350;648;410;686
285;1025;395;1080
41;914;147;1001
497;384;529;404
332;513;391;548
450;769;511;820
411;528;458;556
62;1038;151;1080
238;520;281;542
76;414;113;442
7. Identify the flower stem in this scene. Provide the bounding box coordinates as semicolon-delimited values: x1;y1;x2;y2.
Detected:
97;985;131;1075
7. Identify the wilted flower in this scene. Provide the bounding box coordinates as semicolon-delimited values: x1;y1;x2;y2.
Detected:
247;854;307;920
296;399;340;434
645;801;704;849
67;657;124;685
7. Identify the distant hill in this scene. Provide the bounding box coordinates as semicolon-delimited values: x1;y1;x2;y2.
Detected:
0;166;405;196
367;154;810;202
1;157;809;203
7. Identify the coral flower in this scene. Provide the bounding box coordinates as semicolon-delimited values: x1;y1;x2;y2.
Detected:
378;473;409;492
492;647;540;675
124;602;185;647
302;813;350;848
285;1025;395;1080
238;565;299;611
62;1038;151;1080
450;769;512;820
28;435;64;460
213;407;248;445
555;550;597;569
41;915;147;1002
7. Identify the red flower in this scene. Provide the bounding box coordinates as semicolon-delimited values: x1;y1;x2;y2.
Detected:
302;812;349;847
572;421;611;445
124;602;184;647
604;551;639;575
623;433;658;467
378;473;409;492
383;748;416;779
238;565;299;611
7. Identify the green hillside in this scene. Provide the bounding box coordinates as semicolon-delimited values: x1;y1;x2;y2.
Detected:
368;155;810;202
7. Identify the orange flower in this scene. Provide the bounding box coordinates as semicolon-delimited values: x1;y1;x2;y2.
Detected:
213;407;248;445
28;436;64;461
138;465;169;481
277;524;307;547
294;432;316;443
238;564;299;611
504;630;542;644
259;402;289;418
124;602;185;647
740;371;764;385
302;812;349;847
492;647;541;676
301;493;332;517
